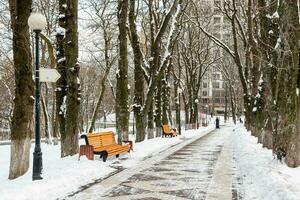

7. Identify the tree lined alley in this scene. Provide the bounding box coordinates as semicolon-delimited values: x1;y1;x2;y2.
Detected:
0;0;300;190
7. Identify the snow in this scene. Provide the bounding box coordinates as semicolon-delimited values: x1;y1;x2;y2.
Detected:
266;11;279;19
298;0;300;24
0;124;215;200
2;121;300;200
116;68;120;78
59;96;67;116
57;57;66;64
233;125;300;200
58;14;65;19
0;143;115;200
275;37;281;49
56;27;66;36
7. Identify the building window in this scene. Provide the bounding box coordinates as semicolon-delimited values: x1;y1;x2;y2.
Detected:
213;16;221;24
202;98;209;104
213;74;220;80
203;91;208;96
203;82;208;88
214;25;221;31
213;90;221;97
213;82;220;88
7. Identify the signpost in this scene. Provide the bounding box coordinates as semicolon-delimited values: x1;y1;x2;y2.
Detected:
40;68;61;82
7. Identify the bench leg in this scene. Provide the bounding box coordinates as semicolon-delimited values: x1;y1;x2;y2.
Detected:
101;151;108;162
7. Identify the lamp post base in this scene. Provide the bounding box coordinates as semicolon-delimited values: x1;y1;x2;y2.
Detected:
32;151;43;180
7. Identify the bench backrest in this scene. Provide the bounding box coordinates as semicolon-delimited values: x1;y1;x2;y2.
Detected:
162;125;171;133
87;131;117;147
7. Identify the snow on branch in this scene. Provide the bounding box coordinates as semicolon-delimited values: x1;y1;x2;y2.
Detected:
140;49;150;81
198;26;235;58
158;3;181;73
153;0;179;48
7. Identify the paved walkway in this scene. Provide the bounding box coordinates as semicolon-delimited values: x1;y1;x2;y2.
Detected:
68;126;235;200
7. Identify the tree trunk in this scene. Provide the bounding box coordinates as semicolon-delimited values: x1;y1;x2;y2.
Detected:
51;85;58;145
224;85;228;122
183;93;189;128
276;0;300;167
55;0;67;146
41;92;52;144
148;102;154;138
128;0;146;142
8;0;33;179
88;30;112;133
62;0;80;157
116;0;129;144
155;80;162;134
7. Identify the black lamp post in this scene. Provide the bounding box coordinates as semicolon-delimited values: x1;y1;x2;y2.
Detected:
195;99;199;129
205;105;208;126
28;12;47;181
132;112;135;135
103;110;107;129
178;88;182;135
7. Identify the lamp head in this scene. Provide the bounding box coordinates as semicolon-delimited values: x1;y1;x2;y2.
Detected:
28;12;47;31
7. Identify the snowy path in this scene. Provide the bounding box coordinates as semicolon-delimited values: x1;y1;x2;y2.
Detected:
67;126;235;200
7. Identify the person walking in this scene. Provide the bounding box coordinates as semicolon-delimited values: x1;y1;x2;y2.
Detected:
215;117;220;129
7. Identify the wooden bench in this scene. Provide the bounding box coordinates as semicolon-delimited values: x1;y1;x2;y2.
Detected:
162;124;177;137
80;131;132;162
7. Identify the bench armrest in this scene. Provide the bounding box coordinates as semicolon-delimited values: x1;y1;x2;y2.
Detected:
80;134;89;145
122;140;133;150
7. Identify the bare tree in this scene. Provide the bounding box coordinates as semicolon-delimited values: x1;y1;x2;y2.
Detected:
8;0;33;179
62;0;80;157
128;0;183;142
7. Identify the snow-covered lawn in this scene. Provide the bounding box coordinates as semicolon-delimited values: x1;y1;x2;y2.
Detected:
3;121;298;200
233;125;300;200
0;125;214;200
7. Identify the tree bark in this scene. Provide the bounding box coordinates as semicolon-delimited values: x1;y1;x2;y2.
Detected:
116;0;129;144
62;0;80;157
55;0;67;147
155;80;162;135
41;92;52;144
148;102;154;139
276;0;300;167
128;0;146;142
8;0;33;179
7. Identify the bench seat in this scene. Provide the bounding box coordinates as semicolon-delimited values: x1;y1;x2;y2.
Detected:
162;124;177;137
81;131;132;161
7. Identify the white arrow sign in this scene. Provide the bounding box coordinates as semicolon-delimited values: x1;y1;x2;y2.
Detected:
40;68;61;82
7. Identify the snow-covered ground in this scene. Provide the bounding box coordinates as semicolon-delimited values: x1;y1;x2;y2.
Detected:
0;124;214;200
1;120;299;200
233;124;300;200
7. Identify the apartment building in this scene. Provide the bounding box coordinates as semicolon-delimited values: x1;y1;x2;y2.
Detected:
200;0;232;115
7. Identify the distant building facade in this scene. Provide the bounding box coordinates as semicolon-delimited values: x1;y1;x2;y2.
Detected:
200;0;232;115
